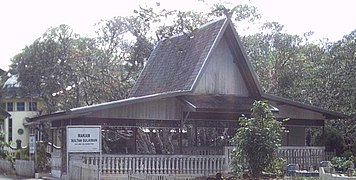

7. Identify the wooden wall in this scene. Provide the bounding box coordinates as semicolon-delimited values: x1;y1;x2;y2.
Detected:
91;97;183;120
193;36;249;96
276;105;325;120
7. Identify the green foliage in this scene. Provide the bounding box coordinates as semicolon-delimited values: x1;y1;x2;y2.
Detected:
331;156;355;172
265;158;286;176
15;148;29;160
11;142;49;172
243;21;355;157
0;131;10;159
230;101;284;178
312;126;345;155
35;142;49;172
10;22;151;112
242;22;311;99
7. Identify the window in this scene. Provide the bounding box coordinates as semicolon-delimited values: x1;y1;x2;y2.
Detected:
8;118;12;142
6;102;13;112
28;102;37;111
17;102;25;111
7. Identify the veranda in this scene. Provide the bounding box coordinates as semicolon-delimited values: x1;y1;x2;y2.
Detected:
44;117;332;178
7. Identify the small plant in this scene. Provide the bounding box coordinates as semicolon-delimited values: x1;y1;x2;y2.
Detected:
331;156;354;173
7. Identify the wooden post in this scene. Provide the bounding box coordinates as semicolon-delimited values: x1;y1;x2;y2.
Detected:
61;120;66;176
179;126;183;154
133;127;137;154
195;122;198;147
51;129;54;152
54;129;57;150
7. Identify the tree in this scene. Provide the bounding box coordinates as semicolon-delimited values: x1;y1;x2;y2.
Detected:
306;31;356;155
10;22;152;112
242;22;309;98
230;101;284;179
10;25;82;112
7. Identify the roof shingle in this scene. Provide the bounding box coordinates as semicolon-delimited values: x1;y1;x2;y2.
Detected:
129;18;226;97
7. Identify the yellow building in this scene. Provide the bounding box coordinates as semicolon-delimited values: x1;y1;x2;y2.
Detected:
0;75;42;148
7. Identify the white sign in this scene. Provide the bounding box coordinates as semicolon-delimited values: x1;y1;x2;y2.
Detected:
67;125;101;152
29;135;36;154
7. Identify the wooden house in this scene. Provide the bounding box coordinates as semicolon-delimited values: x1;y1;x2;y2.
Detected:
28;18;347;178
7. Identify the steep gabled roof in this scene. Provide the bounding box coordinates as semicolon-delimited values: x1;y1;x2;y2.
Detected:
129;18;262;98
27;18;348;124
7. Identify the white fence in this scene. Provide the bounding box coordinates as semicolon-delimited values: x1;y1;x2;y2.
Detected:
49;146;331;178
51;151;62;178
15;160;35;178
224;146;329;170
182;147;223;155
0;159;14;172
278;146;329;169
128;173;196;180
74;154;226;176
69;160;99;180
0;159;35;178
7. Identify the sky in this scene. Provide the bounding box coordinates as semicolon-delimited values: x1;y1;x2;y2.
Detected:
1;0;356;71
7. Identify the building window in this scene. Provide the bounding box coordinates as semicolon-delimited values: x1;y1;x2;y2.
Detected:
29;102;37;111
17;102;25;111
6;102;13;112
8;118;13;142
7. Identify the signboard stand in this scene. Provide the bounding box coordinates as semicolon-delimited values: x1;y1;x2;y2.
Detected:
29;135;36;166
66;125;102;180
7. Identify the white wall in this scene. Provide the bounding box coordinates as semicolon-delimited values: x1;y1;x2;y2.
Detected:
3;99;38;147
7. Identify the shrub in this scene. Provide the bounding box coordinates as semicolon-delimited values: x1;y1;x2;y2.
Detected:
34;142;50;172
230;101;285;179
15;148;29;160
331;156;354;172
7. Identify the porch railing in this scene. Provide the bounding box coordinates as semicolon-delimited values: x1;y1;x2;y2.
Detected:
182;147;223;155
278;146;332;169
72;154;226;176
225;146;332;170
128;173;196;180
57;146;333;178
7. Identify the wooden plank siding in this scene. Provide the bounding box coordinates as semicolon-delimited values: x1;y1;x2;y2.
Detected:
193;36;249;96
91;98;183;121
276;105;325;120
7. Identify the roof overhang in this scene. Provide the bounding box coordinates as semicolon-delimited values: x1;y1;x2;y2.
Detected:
179;95;279;113
28;91;191;124
262;93;349;119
